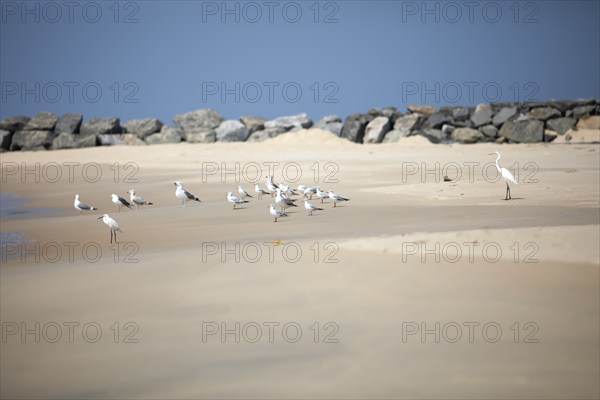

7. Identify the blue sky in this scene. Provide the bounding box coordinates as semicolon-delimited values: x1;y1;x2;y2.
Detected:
1;0;599;124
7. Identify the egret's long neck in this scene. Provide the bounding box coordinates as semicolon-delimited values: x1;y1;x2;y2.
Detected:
495;154;502;172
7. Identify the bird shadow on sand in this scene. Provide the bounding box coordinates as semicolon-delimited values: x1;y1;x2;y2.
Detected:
502;197;525;201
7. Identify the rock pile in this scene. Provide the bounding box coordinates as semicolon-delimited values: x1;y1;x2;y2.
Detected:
1;99;598;151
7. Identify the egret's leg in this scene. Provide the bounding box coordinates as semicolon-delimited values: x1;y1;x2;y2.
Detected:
505;183;510;200
114;231;117;243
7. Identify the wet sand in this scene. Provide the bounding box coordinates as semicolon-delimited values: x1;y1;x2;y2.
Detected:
1;131;599;399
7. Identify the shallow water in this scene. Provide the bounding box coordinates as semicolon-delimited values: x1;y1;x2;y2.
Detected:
0;192;62;221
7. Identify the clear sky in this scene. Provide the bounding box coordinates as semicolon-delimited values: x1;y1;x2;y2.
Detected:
1;0;599;124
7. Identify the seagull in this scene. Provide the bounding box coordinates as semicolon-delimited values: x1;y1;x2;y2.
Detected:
265;175;279;196
489;151;518;200
328;190;350;207
237;185;253;200
303;186;317;199
269;204;287;223
174;181;201;207
98;214;122;244
74;194;97;215
254;182;270;199
275;188;298;211
304;197;323;216
111;193;132;212
316;187;329;204
279;183;298;197
227;191;249;209
127;189;153;210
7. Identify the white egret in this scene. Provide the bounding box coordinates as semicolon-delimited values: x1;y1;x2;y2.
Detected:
489;151;518;200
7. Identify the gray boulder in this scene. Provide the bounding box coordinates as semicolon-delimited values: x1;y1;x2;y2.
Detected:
470;104;493;127
546;117;576;135
479;124;498;139
123;118;163;139
453;120;475;128
0;116;30;132
393;113;421;134
364;116;391;143
452;107;470;121
407;105;436;116
368;107;401;122
55;113;83;134
340;113;373;143
314;115;341;128
528;107;561;121
51;132;97;149
216;120;250;142
499;119;544;143
80;117;122;135
452;127;483;144
423;112;452;129
98;134;125;146
382;130;411;143
24;112;58;131
239;116;266;134
441;124;455;134
144;126;183;144
492;107;517;126
174;109;223;140
247;127;288;142
415;129;448;144
319;122;343;136
264;113;313;130
572;105;597;119
10;130;55;151
121;134;146;146
1;130;13;150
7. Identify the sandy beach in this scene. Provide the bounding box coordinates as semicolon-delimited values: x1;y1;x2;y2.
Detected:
1;130;599;399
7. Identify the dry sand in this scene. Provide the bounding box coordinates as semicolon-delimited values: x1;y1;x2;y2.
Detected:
1;129;599;399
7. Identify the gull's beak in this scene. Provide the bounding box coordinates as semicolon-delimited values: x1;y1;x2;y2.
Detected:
97;216;103;219
487;153;495;155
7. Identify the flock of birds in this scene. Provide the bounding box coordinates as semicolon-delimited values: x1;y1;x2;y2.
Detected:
73;174;350;243
74;152;517;243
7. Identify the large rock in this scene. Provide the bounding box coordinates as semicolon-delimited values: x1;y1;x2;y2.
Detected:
51;132;97;149
55;113;83;134
415;129;448;144
174;109;224;140
239;116;266;134
470;104;493;127
121;134;146;146
0;116;30;132
368;107;401;122
10;130;55;151
144;126;183;144
98;134;125;146
23;112;58;131
314;115;341;128
123;118;163;139
492;107;517;126
319;122;343;136
340;113;373;143
479;124;498;139
264;113;312;130
80;117;122;135
382;130;411;143
423;112;452;129
407;105;436;117
572;105;597;119
452;107;470;121
1;130;13;150
393;113;421;134
528;107;561;121
499;119;544;143
576;116;600;130
452;127;483;144
216;120;250;142
247;127;288;142
364;116;391;143
546;117;576;134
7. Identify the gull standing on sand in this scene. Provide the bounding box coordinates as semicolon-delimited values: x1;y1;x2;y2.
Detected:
328;190;350;207
265;175;279;196
489;151;518;200
74;194;97;215
111;193;132;212
269;204;288;222
316;187;329;204
237;185;253;200
127;189;153;210
304;197;324;216
275;188;298;211
98;214;122;244
254;182;269;199
174;181;201;207
227;191;249;209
